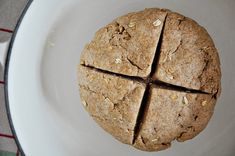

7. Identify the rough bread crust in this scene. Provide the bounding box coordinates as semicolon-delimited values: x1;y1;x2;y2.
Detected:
134;87;215;151
80;8;167;78
153;12;221;95
78;8;221;152
78;66;145;144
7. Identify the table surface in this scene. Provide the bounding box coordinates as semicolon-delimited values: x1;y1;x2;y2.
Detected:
0;0;28;155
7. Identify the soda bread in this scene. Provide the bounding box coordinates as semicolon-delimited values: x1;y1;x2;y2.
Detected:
78;8;221;151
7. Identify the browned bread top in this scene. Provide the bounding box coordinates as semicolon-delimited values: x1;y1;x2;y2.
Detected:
78;8;221;152
153;12;221;96
80;8;167;78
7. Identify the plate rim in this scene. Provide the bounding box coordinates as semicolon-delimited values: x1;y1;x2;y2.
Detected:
4;0;34;155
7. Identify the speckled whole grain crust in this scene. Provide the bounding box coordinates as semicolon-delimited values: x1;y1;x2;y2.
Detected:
134;87;216;151
153;12;221;95
78;66;145;144
78;8;221;152
80;8;167;78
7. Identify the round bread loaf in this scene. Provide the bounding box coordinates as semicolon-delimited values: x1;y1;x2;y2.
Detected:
78;8;221;152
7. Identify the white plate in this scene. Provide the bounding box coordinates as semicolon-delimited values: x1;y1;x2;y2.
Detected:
5;0;235;155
